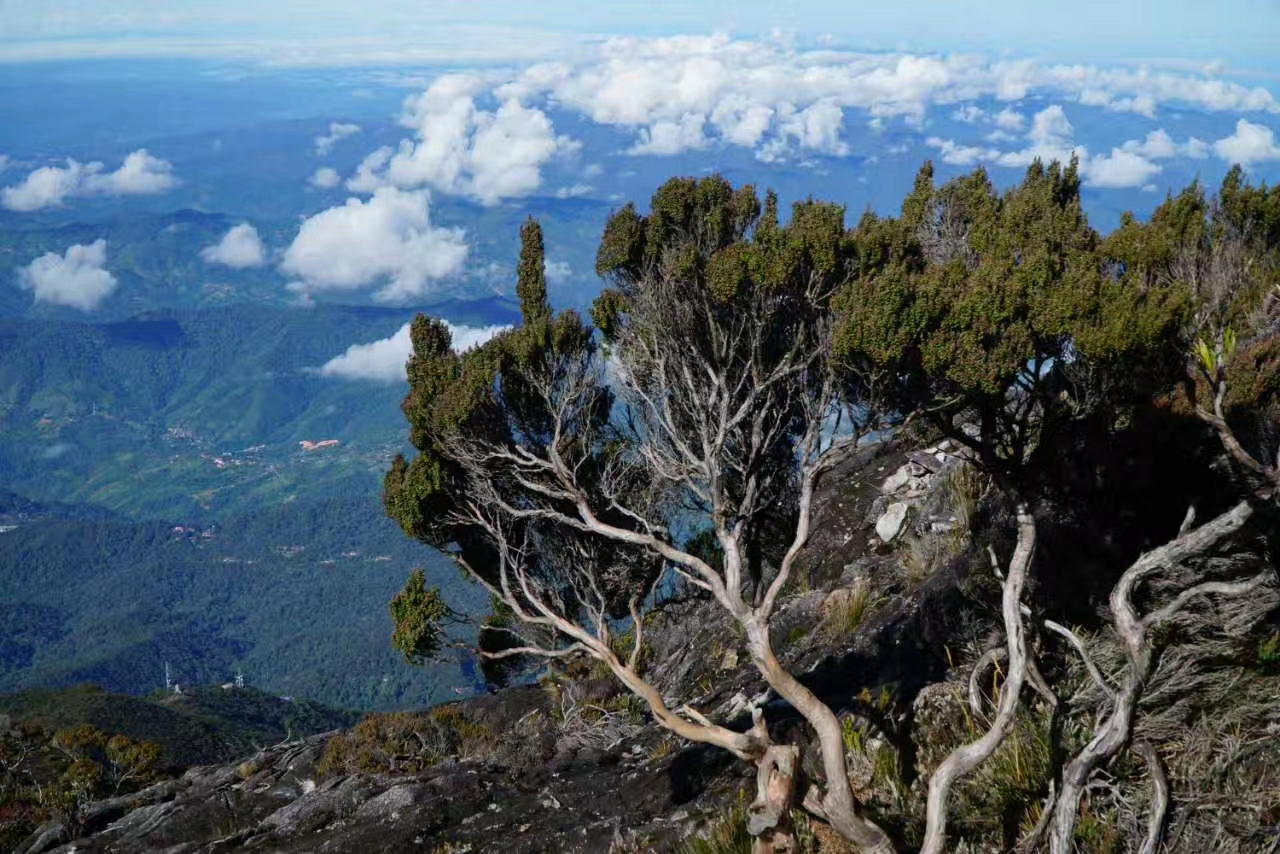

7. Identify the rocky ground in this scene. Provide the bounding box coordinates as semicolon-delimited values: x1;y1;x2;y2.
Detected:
8;431;1049;853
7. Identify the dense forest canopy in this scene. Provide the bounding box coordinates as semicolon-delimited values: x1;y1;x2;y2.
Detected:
384;158;1279;852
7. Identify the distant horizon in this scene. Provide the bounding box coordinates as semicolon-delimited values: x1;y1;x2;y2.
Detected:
2;1;1279;71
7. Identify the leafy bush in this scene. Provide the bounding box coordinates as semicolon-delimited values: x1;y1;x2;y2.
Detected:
1257;631;1280;671
317;707;491;776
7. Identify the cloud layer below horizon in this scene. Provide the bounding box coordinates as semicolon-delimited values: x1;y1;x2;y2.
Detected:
313;35;1280;208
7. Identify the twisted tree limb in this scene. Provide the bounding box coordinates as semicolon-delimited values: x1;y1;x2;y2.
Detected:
921;506;1037;854
1047;499;1255;853
1134;740;1170;854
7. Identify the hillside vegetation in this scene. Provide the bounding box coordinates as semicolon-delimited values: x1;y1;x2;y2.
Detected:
0;682;357;768
0;494;488;711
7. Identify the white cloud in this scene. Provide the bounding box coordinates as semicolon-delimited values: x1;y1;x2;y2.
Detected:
318;319;509;382
314;121;361;155
1027;104;1073;148
1;149;176;211
951;105;987;123
629;113;709;155
1;160;86;211
994;108;1025;131
282;37;1280;179
18;239;117;311
87;149;177;194
346;146;392;193
1079;88;1157;118
1119;129;1209;160
544;258;571;284
925;137;1001;166
351;73;577;205
309;167;341;188
1125;129;1178;159
1085;148;1162;188
928;104;1166;190
280;187;468;303
493;35;1279;159
0;154;9;173
987;105;1082;170
1212;119;1280;167
554;183;592;198
201;223;267;268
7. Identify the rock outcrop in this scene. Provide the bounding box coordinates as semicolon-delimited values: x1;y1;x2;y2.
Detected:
15;430;998;853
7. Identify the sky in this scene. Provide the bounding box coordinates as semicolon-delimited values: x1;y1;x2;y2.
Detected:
1;0;1279;70
3;0;1280;374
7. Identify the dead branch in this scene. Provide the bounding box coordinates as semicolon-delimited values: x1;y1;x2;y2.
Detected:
1134;741;1170;854
922;506;1037;854
1047;499;1257;853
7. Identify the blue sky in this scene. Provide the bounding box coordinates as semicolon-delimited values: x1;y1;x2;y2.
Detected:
2;0;1280;329
1;1;1278;70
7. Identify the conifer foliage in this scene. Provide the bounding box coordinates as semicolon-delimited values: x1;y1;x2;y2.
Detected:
386;163;1280;853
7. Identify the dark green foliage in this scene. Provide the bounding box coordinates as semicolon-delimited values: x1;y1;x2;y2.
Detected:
0;714;164;844
386;213;651;640
389;569;454;665
835;158;1188;479
1257;631;1280;671
517;217;550;327
1106;169;1280;466
0;495;487;711
0;682;357;767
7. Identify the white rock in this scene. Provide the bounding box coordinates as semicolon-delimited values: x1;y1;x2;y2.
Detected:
875;502;910;543
881;465;913;493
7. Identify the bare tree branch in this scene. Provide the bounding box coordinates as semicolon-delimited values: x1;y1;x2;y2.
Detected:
922;506;1037;854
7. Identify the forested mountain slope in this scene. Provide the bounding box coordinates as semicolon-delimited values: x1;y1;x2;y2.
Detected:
0;494;488;711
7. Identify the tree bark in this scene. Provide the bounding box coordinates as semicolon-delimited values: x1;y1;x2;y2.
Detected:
1048;500;1254;853
921;506;1037;854
743;618;896;854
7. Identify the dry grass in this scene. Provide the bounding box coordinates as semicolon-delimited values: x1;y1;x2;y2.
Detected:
820;577;877;640
898;531;954;585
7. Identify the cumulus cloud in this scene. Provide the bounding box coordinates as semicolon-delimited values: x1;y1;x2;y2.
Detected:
1120;129;1209;160
1212;119;1280;167
928;104;1171;190
994;108;1025;131
320;36;1278;189
309;167;341;188
350;74;578;205
18;239;118;311
314;121;361;155
544;258;571;284
629;113;709;155
200;223;267;268
489;35;1279;160
1;149;176;211
1084;148;1163;188
89;150;177;194
764;102;848;160
2;161;86;211
952;105;987;123
280;187;468;303
318;319;509;382
346;146;393;193
924;137;1001;166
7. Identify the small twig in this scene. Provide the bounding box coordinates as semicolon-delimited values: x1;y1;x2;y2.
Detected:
1135;741;1170;854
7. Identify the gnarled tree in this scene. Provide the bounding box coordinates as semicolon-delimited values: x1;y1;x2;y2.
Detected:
386;186;894;852
835;158;1192;852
